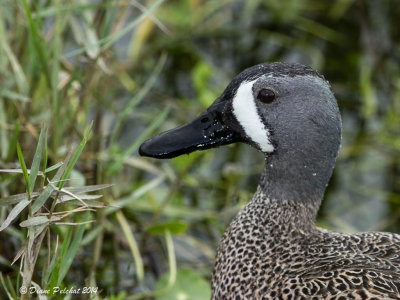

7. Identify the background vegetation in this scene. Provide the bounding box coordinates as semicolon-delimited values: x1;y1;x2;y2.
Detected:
0;0;399;299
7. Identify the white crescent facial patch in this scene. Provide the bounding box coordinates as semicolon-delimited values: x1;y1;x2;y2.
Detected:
232;80;274;153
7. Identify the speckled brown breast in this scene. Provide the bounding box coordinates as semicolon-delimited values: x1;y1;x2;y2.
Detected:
211;193;400;299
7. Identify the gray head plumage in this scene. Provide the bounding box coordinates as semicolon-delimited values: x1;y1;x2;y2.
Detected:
140;62;342;211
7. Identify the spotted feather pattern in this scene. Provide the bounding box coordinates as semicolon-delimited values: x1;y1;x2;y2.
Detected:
212;191;400;299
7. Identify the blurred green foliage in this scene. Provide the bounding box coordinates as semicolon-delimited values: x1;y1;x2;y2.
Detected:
0;0;399;299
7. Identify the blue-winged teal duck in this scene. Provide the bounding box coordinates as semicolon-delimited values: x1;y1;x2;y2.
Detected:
140;63;400;299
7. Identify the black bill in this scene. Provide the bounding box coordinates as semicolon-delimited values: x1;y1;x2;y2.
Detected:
139;99;241;159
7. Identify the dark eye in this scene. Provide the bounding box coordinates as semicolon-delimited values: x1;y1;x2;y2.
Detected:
257;89;275;103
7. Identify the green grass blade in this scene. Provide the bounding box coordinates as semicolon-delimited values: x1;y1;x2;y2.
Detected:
57;213;88;285
101;0;120;39
60;227;73;263
42;127;48;188
6;274;18;299
0;273;14;299
46;226;73;291
129;230;177;299
0;89;30;102
101;0;164;50
29;124;45;192
64;184;113;194
106;175;165;215
0;5;28;94
16;143;30;197
81;225;103;246
30;184;56;215
43;244;60;286
0;99;6;159
125;108;169;156
116;210;144;282
6;121;20;162
21;0;51;88
0;192;36;206
31;150;74;214
109;108;169;173
165;230;177;288
64;0;165;59
0;199;30;231
59;122;93;190
44;162;63;173
50;0;63;153
19;216;55;228
109;53;167;146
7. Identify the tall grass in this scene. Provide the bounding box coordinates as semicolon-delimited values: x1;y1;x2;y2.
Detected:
0;1;177;298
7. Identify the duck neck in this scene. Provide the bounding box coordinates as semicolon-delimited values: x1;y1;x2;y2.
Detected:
249;187;318;233
255;147;337;223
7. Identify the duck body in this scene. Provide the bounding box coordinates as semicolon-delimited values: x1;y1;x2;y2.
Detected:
213;190;400;299
139;62;400;299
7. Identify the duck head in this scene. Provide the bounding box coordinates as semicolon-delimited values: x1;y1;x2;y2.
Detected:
139;62;341;205
140;62;340;158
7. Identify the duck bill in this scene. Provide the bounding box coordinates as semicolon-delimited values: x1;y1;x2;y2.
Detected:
139;100;241;159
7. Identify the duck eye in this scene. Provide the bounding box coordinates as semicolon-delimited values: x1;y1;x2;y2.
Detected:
257;89;275;103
